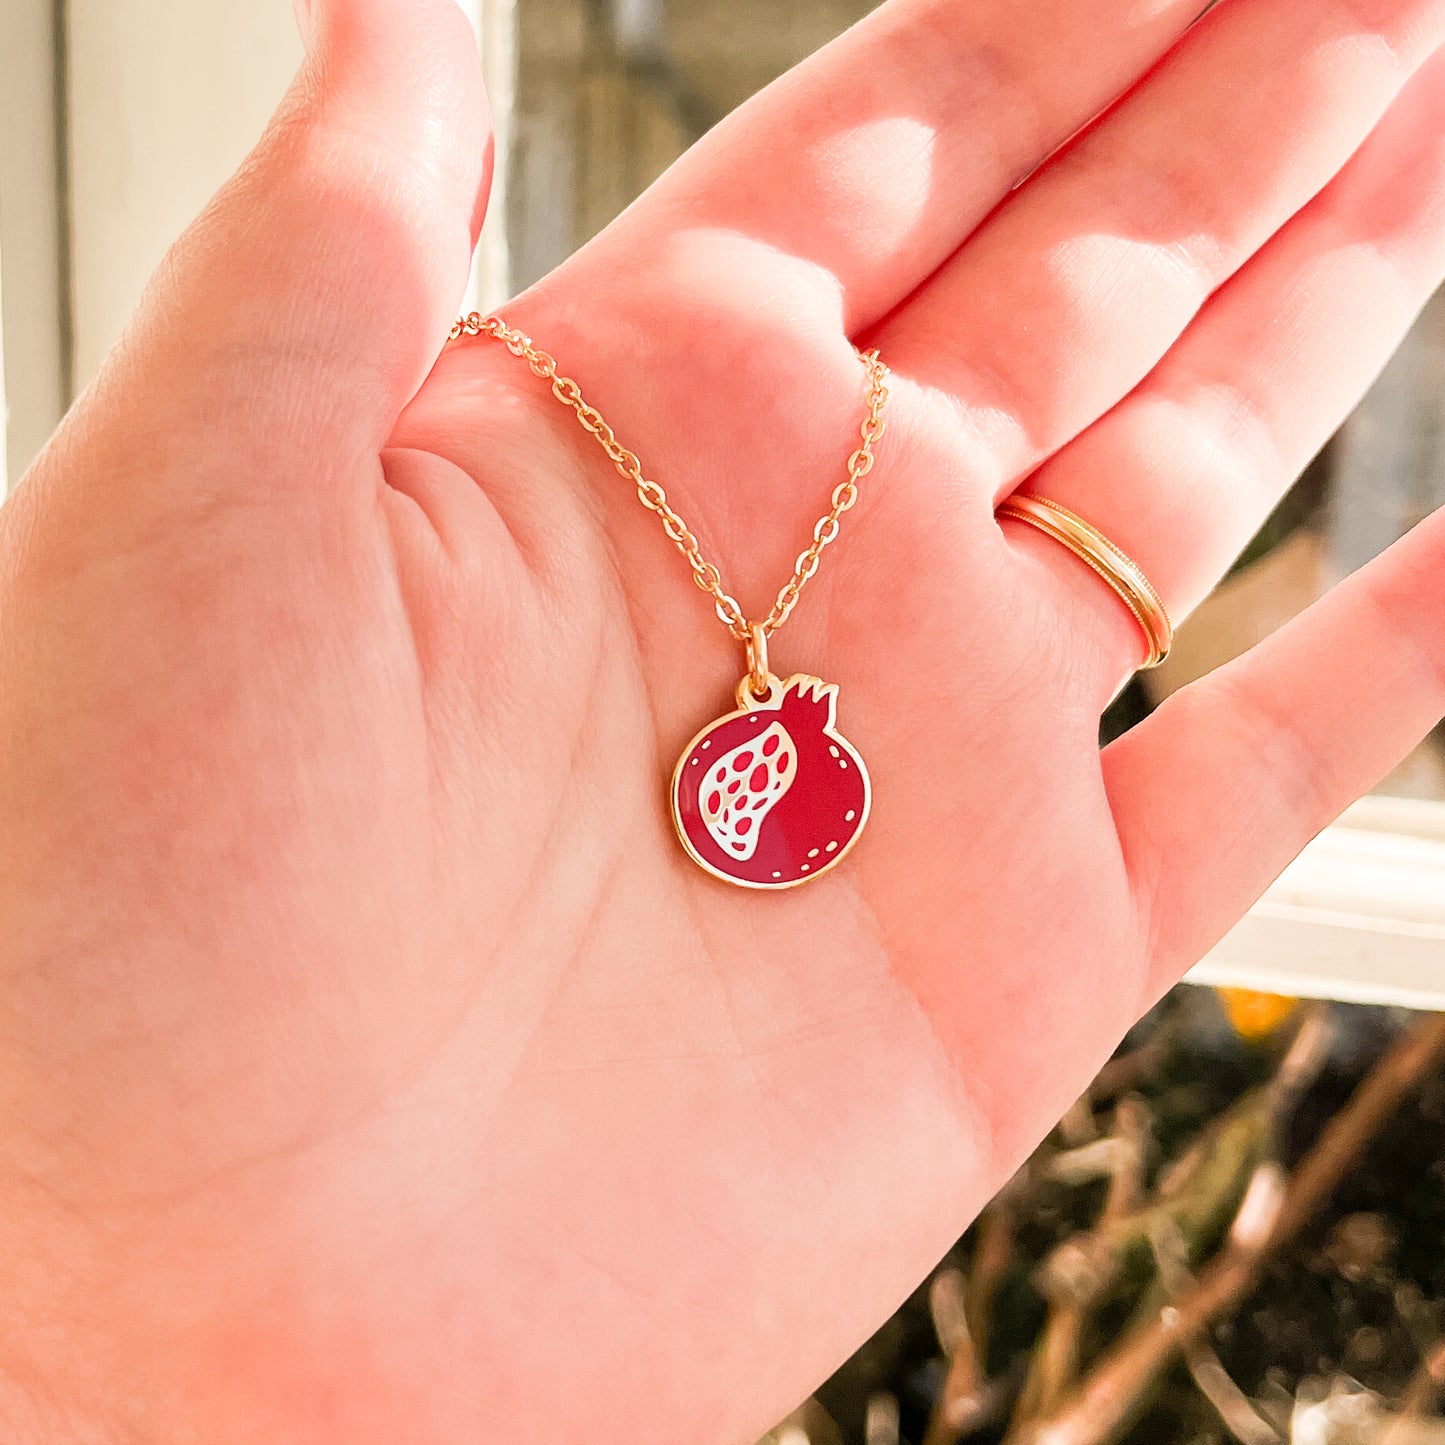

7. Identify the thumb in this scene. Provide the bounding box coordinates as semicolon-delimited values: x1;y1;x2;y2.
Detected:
97;0;492;475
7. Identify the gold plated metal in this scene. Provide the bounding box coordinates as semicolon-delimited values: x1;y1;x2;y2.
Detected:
996;493;1173;668
669;673;873;891
450;313;889;646
745;622;770;699
450;313;889;891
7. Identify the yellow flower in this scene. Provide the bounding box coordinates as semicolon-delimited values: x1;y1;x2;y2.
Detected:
1216;987;1300;1041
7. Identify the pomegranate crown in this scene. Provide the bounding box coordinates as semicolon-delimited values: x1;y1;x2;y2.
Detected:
778;674;839;730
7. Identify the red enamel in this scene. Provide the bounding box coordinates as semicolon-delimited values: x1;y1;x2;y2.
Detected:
671;674;870;888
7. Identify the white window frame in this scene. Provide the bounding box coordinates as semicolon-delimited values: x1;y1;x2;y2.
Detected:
1189;796;1445;1010
2;0;1441;1008
3;0;512;473
1;0;70;489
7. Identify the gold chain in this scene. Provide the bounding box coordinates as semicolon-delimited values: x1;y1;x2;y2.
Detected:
449;313;890;642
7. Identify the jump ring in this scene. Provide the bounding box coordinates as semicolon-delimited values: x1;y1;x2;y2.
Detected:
745;621;771;697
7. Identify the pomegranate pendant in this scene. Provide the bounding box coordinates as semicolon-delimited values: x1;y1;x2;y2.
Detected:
671;672;871;889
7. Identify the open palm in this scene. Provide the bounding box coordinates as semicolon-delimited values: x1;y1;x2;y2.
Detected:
4;0;1445;1440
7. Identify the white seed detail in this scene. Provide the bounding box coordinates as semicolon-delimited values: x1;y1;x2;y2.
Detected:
699;721;797;862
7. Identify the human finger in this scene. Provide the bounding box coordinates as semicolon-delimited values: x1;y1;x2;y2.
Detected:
1102;502;1445;1005
998;43;1445;693
551;0;1209;335
63;0;492;506
872;0;1445;503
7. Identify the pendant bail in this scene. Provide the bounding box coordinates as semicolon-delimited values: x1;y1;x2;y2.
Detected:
744;621;770;698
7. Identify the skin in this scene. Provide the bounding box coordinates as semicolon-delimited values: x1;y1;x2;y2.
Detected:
1;0;1444;1439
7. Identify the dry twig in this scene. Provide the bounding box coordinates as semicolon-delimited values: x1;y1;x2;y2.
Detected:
1103;1095;1149;1221
1380;1338;1445;1445
1059;1097;1100;1149
965;1178;1024;1367
865;1393;900;1445
767;1399;843;1445
1090;1014;1179;1104
1148;1213;1283;1445
1014;1097;1154;1429
1013;1012;1445;1445
924;1268;1008;1444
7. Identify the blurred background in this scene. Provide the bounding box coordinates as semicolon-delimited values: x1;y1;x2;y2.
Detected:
2;0;1443;800
2;0;1442;1004
3;4;1445;1442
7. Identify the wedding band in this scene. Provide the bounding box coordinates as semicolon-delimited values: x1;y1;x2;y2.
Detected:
996;494;1173;668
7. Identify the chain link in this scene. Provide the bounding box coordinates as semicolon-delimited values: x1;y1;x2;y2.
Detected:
449;312;889;642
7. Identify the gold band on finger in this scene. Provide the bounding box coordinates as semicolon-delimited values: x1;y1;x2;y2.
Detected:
996;493;1173;668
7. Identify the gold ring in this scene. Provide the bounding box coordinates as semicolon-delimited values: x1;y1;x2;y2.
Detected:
996;494;1172;668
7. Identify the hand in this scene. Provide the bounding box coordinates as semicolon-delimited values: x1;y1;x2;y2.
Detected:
2;0;1443;1439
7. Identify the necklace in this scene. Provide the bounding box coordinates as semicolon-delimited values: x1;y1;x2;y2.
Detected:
450;313;890;890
